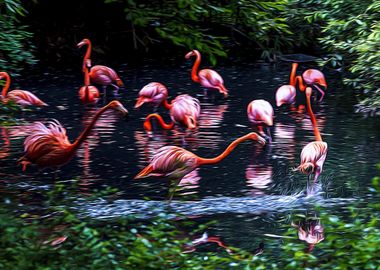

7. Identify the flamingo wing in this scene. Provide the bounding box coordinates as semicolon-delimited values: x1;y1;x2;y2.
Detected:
90;65;119;85
8;90;47;106
21;120;72;168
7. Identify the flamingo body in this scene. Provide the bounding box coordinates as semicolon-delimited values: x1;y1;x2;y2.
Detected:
185;50;228;98
0;72;47;107
79;85;99;103
19;101;128;170
302;69;327;101
89;65;123;88
135;82;168;108
298;141;328;175
247;99;274;126
170;94;200;129
275;85;296;107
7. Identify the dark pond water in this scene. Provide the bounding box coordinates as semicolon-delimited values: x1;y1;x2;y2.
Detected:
1;61;379;251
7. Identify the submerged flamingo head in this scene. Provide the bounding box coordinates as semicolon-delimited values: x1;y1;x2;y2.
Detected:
247;132;267;145
77;38;90;48
106;100;129;118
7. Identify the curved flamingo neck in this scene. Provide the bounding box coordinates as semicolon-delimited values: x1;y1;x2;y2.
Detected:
144;113;174;130
296;76;306;91
1;73;11;97
289;63;298;86
306;88;322;141
190;51;201;83
72;104;111;151
162;99;173;109
83;41;92;72
197;133;255;165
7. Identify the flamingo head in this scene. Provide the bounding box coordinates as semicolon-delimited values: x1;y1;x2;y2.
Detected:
296;162;315;175
0;72;9;80
316;77;327;89
185;116;197;129
134;97;150;109
247;132;266;146
185;50;199;59
77;38;90;48
107;100;129;119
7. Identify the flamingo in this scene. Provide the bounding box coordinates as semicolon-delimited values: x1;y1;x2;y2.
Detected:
135;82;171;110
276;62;298;107
19;101;128;171
0;72;47;107
135;132;266;201
295;87;328;184
143;94;200;131
247;99;274;142
77;38;124;97
185;50;228;98
290;62;327;102
78;66;99;103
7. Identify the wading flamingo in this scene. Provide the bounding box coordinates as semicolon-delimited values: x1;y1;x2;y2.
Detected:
135;82;171;109
0;72;47;107
247;99;274;142
276;62;298;107
185;50;228;98
295;87;328;184
78;66;99;103
290;63;327;101
135;132;266;201
19;101;128;171
77;38;124;97
144;94;200;131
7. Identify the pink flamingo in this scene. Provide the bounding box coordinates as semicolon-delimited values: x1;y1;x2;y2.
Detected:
135;82;171;110
135;132;265;201
78;65;99;103
247;99;274;142
143;94;200;131
185;50;228;98
0;72;47;107
77;38;124;97
19;101;128;171
290;63;327;101
295;87;328;184
276;62;298;107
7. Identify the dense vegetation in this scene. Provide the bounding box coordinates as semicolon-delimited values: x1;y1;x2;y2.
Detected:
0;0;36;75
1;0;378;111
0;170;379;269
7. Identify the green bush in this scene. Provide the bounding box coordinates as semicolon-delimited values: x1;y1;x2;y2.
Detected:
0;0;36;75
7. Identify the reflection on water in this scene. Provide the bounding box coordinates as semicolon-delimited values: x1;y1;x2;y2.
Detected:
292;215;324;252
0;62;379;251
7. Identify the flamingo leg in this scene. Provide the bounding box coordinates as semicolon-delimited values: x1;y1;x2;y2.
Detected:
167;178;181;204
314;85;325;102
266;126;272;143
313;168;321;183
111;84;119;97
103;86;107;99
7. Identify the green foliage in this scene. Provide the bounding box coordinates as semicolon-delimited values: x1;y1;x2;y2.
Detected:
0;0;36;74
287;0;380;113
105;0;294;64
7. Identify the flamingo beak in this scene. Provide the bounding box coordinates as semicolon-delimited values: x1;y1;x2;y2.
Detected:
185;51;194;59
116;104;129;119
77;41;86;48
257;135;266;145
134;164;153;179
134;97;146;108
186;116;197;129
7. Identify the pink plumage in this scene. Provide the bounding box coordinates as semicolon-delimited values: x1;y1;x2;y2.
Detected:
89;65;123;87
302;69;327;101
0;72;47;107
135;82;169;108
298;141;328;175
275;85;296;107
170;94;200;129
247;99;274;126
185;50;228;98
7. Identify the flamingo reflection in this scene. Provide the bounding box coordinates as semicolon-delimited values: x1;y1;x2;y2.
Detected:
0;127;10;160
273;122;296;161
292;216;324;252
245;164;273;195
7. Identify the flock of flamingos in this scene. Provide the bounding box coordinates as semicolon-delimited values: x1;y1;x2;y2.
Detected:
0;38;328;201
